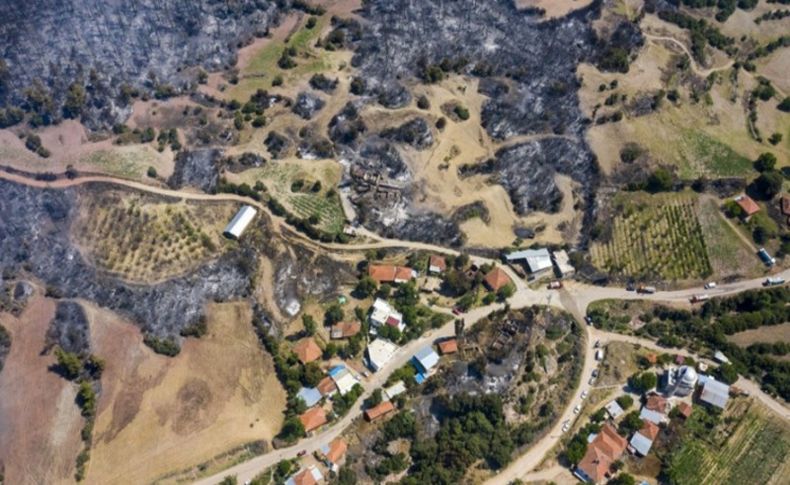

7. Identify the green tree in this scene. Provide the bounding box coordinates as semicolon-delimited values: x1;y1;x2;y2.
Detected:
750;170;783;200
715;362;739;384
628;371;657;393
325;304;344;326
565;436;587;465
355;276;377;298
497;283;516;301
277;416;305;442
618;410;643;435
147;166;157;178
754;152;777;172
219;475;237;485
778;97;790;112
645;168;674;193
302;314;317;336
54;347;82;380
63;82;86;119
608;473;636;485
616;394;634;409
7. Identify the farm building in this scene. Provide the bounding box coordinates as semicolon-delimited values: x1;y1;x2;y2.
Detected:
734;195;760;220
364;401;395;422
429;255;447;274
285;466;323;485
368;264;416;284
505;248;553;276
328;365;359;396
331;321;361;339
319;438;348;472
299;406;328;433
629;420;660;456
574;423;628;483
369;298;405;332
699;378;730;409
552;250;575;277
483;267;512;291
412;346;440;375
293;337;322;364
438;338;458;355
366;338;399;372
223;205;257;239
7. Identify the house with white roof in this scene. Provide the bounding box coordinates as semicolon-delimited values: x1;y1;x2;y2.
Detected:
384;381;406;401
552;250;575;277
328;365;359;396
366;338;399;372
223;205;257;239
369;298;405;332
629;421;660;456
604;400;624;419
297;387;322;408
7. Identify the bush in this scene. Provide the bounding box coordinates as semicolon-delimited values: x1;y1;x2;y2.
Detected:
416;95;430;110
778;97;790;112
272;75;284;87
616;394;634;409
618;410;644;436
454;105;470;120
749;170;783;200
143;335;180;356
645;168;674;193
147;166;157;178
54;347;82;380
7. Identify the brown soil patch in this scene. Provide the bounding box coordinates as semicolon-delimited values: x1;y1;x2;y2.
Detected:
86;301;286;485
728;322;790;347
0;295;85;485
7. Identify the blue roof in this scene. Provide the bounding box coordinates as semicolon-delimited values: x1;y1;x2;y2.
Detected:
414;373;426;384
328;365;346;377
297;387;322;408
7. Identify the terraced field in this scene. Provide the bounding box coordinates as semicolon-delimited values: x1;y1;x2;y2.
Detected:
591;192;712;281
73;190;233;282
667;400;790;485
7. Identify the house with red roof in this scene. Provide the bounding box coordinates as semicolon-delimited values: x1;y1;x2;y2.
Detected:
574;423;628;483
483;267;512;292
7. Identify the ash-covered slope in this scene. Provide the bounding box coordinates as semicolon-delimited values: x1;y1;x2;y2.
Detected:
336;0;640;245
0;0;282;128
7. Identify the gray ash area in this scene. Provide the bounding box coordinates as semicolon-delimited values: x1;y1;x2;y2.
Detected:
0;0;283;128
168;148;222;192
46;301;91;355
332;0;641;246
0;180;253;342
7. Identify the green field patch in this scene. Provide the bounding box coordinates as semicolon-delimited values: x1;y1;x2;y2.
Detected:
696;198;763;277
230;15;331;101
591;192;712;280
666;402;790;485
79;147;155;179
677;130;752;179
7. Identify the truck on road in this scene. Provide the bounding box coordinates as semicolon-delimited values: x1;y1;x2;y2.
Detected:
690;294;710;303
764;277;785;287
637;285;657;294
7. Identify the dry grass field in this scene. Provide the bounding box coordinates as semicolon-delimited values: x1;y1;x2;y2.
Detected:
728;322;790;348
0;295;85;485
86;301;286;485
72;190;234;283
515;0;595;19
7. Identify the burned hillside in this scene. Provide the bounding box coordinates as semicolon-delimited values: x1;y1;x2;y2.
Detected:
0;0;283;128
330;0;641;245
0;180;255;346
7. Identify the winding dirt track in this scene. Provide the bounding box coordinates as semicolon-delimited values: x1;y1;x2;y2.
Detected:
1;169;787;485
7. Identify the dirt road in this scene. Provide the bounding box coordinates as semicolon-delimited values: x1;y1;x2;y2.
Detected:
2;168;788;484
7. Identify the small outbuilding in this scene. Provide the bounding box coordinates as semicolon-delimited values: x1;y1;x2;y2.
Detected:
364;401;395;422
483;267;512;292
293;338;322;364
629;420;660;456
734;195;760;220
412;346;440;375
297;387;322;408
700;378;730;409
438;338;458;355
299;406;327;433
552;250;575;277
223;205;257;239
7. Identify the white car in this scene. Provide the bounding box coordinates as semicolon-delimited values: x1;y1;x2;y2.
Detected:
574;404;582;414
581;390;588;400
704;282;717;289
562;423;570;433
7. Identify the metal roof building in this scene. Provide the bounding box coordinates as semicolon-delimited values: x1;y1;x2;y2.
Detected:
700;378;730;409
505;248;553;274
223;205;257;239
297;387;322;408
412;346;440;374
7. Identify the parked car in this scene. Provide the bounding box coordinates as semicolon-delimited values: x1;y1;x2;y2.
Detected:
297;449;307;457
589;376;597;385
581;390;589;399
637;285;657;294
704;282;717;289
562;422;570;433
625;282;636;291
594;340;600;348
548;280;563;289
592;369;599;378
574;404;582;414
452;307;463;315
584;316;593;326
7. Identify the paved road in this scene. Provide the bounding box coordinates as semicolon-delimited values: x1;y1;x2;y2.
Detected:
2;169;788;484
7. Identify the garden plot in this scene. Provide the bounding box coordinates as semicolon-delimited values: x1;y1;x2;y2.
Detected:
591;193;712;281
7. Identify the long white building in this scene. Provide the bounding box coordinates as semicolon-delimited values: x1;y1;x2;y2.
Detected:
223;205;257;239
